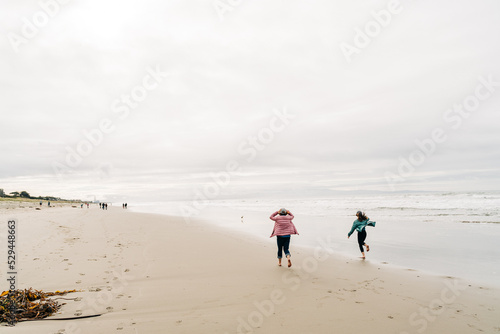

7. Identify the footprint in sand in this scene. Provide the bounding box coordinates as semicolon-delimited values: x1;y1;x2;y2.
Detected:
467;323;484;331
106;306;113;312
74;311;82;316
76;280;81;284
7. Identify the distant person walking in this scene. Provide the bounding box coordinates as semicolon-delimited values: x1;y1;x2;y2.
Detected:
270;208;299;267
348;211;376;259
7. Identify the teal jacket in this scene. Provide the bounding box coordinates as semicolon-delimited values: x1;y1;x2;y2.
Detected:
348;219;376;237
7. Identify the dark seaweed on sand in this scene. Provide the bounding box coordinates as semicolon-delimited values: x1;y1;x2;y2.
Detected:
0;288;76;325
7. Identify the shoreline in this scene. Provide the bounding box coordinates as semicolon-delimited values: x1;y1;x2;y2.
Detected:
1;205;498;333
129;202;500;289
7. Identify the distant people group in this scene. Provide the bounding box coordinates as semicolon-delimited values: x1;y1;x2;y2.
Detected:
77;202;115;210
269;208;377;265
75;202;128;210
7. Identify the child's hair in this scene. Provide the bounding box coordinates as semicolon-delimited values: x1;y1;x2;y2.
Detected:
356;211;369;221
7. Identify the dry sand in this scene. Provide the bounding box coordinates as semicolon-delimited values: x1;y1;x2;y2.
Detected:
0;204;498;333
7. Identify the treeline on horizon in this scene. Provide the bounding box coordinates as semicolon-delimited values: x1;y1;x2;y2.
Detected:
0;188;78;202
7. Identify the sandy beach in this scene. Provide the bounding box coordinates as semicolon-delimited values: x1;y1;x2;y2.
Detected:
1;204;499;333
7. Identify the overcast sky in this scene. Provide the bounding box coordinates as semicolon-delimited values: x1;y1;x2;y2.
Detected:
1;0;499;202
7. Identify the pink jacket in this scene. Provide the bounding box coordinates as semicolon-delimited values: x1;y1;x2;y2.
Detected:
269;211;299;237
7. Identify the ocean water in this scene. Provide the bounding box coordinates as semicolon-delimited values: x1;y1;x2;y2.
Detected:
129;192;500;287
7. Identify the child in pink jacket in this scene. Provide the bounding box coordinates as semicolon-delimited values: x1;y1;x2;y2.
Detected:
270;208;299;267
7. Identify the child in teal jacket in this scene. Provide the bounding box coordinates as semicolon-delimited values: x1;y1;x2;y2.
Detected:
348;211;376;259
